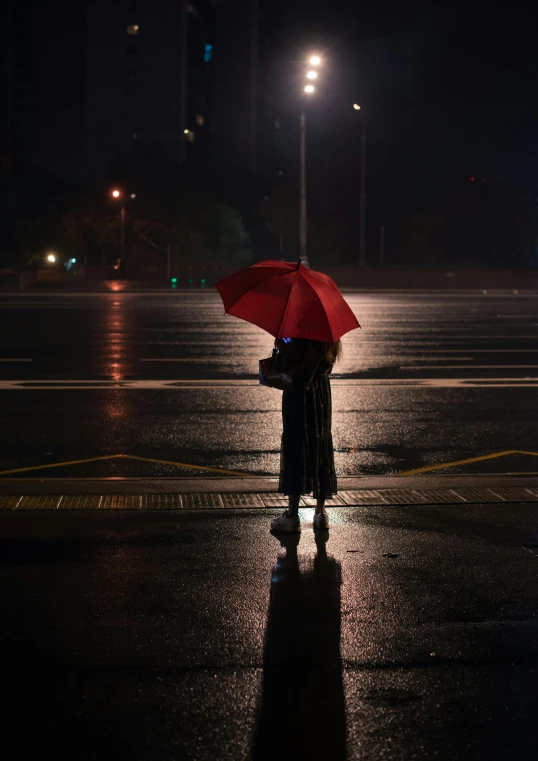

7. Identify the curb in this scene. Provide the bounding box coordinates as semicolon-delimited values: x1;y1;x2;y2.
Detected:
2;484;538;511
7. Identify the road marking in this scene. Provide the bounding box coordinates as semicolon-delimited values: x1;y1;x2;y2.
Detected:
423;349;538;353
1;378;538;389
117;454;255;477
400;450;538;476
406;365;538;370
364;336;538;339
0;455;123;476
0;358;31;362
0;453;255;478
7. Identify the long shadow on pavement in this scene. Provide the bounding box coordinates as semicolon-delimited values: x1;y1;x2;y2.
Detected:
252;529;346;761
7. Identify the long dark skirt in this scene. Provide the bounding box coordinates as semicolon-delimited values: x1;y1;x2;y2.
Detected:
279;373;337;500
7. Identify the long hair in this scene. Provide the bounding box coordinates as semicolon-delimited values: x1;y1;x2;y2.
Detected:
325;340;342;365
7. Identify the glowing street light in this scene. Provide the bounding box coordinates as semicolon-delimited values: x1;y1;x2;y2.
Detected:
46;253;57;264
306;70;317;79
309;55;321;66
353;103;361;110
110;188;127;274
304;84;315;93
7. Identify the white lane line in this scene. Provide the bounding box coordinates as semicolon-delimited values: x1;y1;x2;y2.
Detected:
406;365;538;370
0;378;537;390
362;336;538;339
423;349;538;353
0;358;32;362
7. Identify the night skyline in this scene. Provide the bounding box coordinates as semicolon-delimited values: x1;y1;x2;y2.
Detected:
1;0;537;269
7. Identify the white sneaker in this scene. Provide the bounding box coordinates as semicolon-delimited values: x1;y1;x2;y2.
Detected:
271;511;301;533
313;512;329;530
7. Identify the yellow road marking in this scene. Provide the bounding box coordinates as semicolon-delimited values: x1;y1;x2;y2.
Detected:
0;453;255;478
4;450;538;479
0;455;123;476
116;454;255;478
400;449;538;476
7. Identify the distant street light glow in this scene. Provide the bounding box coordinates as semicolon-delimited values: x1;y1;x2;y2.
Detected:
306;70;317;79
70;258;77;264
111;189;121;198
46;253;56;264
353;103;361;110
304;84;315;93
309;56;321;66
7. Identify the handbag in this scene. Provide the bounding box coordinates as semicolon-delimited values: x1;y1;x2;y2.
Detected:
259;350;276;387
259;348;294;390
259;345;321;392
259;349;295;390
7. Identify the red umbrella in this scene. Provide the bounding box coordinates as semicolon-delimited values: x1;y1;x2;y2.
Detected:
214;259;360;342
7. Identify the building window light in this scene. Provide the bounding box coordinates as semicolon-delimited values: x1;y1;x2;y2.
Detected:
204;43;213;63
184;129;195;143
127;24;139;35
196;114;204;126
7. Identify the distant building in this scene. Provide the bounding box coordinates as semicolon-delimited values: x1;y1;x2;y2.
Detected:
0;0;35;171
29;0;281;178
211;0;282;174
83;0;213;173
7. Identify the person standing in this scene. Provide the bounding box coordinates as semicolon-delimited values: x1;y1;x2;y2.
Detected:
270;338;341;533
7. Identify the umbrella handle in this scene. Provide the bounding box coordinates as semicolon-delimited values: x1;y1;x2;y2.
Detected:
295;259;301;271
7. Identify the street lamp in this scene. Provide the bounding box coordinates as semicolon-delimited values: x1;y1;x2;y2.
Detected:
110;188;126;276
46;252;57;264
353;104;367;267
299;55;321;265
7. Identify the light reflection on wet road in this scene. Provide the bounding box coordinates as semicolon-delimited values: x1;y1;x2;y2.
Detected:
3;507;538;759
0;291;537;476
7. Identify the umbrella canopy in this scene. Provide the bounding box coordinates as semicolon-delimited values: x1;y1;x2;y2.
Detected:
214;259;360;342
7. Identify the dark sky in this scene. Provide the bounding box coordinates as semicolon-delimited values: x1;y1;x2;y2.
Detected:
282;0;538;193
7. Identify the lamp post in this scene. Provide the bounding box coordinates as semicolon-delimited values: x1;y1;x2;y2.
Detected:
299;108;307;263
110;189;125;275
110;189;136;278
299;55;321;264
353;104;367;267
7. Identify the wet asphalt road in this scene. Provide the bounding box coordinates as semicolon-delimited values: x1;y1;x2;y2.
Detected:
1;290;538;477
3;505;538;760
